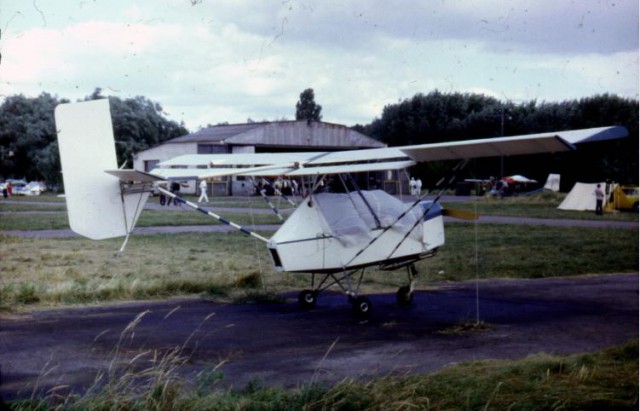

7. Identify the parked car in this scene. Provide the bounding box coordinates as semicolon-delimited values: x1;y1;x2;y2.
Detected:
620;186;639;211
12;181;44;196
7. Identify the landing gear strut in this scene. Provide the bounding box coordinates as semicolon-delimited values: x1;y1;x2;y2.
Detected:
297;269;376;318
396;264;418;307
396;285;413;306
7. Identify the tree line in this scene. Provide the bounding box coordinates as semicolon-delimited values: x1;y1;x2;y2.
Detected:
0;88;187;189
0;88;636;191
354;91;638;189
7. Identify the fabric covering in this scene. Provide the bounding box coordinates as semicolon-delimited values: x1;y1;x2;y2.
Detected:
313;190;423;246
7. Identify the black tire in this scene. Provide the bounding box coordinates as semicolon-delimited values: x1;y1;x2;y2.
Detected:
396;285;413;307
352;296;372;319
298;290;317;310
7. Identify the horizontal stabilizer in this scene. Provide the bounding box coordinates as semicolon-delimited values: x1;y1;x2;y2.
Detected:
105;169;166;182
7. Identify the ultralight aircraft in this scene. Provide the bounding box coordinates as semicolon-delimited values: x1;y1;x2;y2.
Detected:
55;99;628;317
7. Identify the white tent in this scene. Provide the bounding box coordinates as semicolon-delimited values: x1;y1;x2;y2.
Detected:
544;173;561;192
558;182;607;211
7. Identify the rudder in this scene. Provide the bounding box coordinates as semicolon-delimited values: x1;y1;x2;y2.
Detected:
55;99;149;239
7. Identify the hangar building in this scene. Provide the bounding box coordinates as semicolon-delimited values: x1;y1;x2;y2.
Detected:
133;120;406;196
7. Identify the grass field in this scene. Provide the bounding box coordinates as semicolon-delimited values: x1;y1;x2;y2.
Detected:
2;192;638;409
442;194;640;221
1;191;637;309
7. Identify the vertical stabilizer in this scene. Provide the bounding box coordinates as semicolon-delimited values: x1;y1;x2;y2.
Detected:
55;99;148;240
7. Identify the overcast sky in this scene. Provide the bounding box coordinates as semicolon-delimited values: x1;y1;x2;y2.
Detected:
2;0;638;131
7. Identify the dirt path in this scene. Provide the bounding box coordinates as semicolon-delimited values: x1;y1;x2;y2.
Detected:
1;273;637;401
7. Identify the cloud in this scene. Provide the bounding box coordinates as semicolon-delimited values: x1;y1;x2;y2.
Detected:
0;0;637;130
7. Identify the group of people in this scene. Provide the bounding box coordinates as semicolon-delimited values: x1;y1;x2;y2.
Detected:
409;177;422;197
256;178;299;197
158;181;191;206
159;177;304;206
490;179;511;198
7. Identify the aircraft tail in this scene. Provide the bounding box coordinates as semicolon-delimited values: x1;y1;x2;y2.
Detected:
55;99;153;240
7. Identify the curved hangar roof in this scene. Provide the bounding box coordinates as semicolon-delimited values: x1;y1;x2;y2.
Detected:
166;120;385;150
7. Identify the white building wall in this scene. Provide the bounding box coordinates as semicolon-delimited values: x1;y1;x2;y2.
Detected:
133;143;197;172
134;142;198;193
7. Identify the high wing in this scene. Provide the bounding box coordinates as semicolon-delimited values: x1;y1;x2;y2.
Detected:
151;126;628;179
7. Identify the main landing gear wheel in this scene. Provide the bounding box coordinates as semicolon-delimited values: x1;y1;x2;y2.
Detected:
396;285;413;307
298;289;317;310
351;296;372;319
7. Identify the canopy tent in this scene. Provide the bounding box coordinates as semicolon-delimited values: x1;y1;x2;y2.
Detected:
544;173;561;192
558;182;608;211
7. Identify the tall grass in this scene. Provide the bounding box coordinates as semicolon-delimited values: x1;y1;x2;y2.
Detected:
11;339;638;410
0;232;297;310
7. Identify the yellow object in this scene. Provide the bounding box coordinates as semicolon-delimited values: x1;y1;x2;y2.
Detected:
605;185;639;212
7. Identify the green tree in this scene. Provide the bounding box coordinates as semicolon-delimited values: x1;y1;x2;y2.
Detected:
364;91;638;187
0;93;66;185
84;89;188;168
0;89;188;189
369;91;501;146
295;88;322;121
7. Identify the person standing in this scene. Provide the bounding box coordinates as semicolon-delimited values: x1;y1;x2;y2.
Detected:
170;181;181;206
409;177;416;196
594;184;605;215
158;183;167;206
198;179;209;203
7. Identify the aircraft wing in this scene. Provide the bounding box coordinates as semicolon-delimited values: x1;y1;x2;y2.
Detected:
150;126;627;179
151;159;415;179
399;126;627;162
157;148;407;168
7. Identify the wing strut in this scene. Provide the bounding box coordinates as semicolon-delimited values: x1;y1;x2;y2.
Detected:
342;159;469;268
257;183;285;221
117;180;155;256
386;159;471;259
343;173;382;229
156;186;269;243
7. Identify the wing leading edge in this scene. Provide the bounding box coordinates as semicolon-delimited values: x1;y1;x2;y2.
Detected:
400;126;627;162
